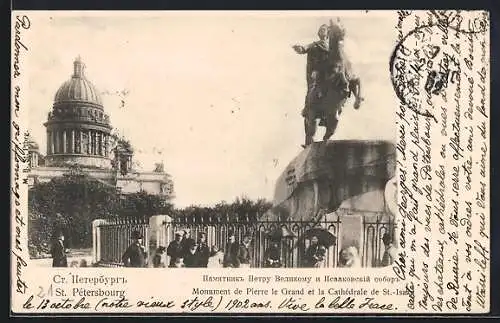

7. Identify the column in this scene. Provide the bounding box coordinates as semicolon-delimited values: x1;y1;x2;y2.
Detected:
54;130;59;154
71;130;75;153
96;132;101;156
80;130;84;154
62;130;67;153
100;132;105;156
104;135;108;157
87;130;91;155
92;131;96;155
51;131;55;154
46;131;50;155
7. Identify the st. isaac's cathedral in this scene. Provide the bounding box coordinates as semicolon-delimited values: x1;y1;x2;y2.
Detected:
27;57;174;197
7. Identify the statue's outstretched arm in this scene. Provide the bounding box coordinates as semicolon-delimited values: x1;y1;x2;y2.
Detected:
292;44;307;54
292;42;314;54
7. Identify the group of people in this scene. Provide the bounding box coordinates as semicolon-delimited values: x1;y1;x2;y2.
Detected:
301;233;398;268
163;230;211;268
121;229;215;268
122;229;256;268
51;228;396;269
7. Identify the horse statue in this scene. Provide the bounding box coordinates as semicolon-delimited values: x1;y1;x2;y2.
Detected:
293;19;363;147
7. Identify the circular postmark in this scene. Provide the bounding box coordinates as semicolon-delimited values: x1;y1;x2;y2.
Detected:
429;10;489;35
389;11;488;119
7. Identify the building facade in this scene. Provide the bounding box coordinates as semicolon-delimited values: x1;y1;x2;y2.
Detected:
27;57;174;197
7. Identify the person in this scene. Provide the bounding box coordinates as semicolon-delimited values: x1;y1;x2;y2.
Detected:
207;245;224;268
236;234;252;268
167;231;185;267
152;246;166;268
338;246;361;268
181;229;196;256
50;231;68;268
196;232;210;268
293;20;363;137
121;230;147;268
303;236;326;268
380;233;398;267
292;23;331;109
223;233;239;268
264;240;281;268
183;242;199;268
173;258;185;268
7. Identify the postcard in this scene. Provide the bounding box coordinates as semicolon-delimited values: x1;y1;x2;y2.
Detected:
11;10;490;314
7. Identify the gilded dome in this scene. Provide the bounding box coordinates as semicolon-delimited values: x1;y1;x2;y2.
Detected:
53;56;103;106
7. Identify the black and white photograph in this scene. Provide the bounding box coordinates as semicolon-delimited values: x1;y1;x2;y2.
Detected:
11;10;490;314
24;13;397;270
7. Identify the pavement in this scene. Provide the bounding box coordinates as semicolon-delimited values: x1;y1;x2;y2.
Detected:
30;249;94;267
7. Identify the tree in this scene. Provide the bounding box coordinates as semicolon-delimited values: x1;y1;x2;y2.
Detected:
119;190;174;218
175;196;272;222
28;174;122;254
28;174;175;257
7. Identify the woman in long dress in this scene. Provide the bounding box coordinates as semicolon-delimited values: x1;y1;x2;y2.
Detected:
338;246;361;268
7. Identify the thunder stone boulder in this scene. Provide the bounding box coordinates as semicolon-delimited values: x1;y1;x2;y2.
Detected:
271;140;396;222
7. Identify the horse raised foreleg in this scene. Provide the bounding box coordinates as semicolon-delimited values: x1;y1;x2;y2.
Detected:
349;77;364;109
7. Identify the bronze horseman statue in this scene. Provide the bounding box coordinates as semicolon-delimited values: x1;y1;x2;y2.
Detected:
293;19;364;147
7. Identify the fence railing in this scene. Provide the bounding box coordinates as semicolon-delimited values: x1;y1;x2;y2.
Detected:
92;212;395;268
159;217;341;268
93;217;149;264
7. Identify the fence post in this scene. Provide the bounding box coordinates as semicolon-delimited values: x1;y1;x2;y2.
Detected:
92;219;105;264
149;214;172;267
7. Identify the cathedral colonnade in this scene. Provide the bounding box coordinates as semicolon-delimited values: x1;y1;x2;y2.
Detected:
46;128;111;157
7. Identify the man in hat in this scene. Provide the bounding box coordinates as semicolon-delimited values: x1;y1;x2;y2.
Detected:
303;235;326;268
183;241;199;268
122;230;147;268
167;231;185;267
236;234;253;268
181;229;196;256
196;232;210;268
51;231;68;267
380;233;398;267
223;233;239;268
264;240;281;268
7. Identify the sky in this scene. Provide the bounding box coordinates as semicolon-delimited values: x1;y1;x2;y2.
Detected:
24;11;399;207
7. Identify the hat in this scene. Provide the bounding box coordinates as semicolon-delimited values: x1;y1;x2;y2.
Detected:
175;230;184;236
131;230;143;239
382;233;392;244
198;232;207;237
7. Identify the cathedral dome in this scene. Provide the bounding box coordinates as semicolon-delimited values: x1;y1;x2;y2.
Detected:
53;56;103;107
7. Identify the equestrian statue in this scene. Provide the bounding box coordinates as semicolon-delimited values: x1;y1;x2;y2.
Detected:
293;19;364;148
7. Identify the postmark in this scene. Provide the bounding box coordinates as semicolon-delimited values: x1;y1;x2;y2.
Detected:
389;10;488;120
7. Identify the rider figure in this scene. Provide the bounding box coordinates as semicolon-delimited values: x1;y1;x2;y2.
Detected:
294;20;363;147
293;24;330;120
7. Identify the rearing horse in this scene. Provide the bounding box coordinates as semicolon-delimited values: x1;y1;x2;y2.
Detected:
303;20;363;147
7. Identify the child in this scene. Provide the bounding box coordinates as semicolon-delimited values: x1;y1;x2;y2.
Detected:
174;258;185;268
153;246;166;268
